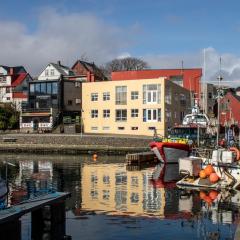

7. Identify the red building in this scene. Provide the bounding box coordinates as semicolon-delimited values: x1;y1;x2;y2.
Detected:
219;91;240;126
112;68;202;101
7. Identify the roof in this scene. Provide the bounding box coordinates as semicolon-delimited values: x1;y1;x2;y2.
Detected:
11;73;28;87
50;63;75;76
0;66;26;75
12;92;27;99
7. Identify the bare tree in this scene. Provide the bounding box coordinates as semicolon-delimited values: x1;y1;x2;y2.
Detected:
103;57;149;78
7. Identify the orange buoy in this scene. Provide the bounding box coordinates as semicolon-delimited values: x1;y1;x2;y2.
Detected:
229;147;240;161
209;190;218;200
199;191;207;200
204;165;215;176
93;153;98;161
199;170;207;179
209;173;219;183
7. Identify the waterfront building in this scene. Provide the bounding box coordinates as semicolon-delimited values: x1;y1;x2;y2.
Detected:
0;65;32;110
111;68;202;107
20;61;82;132
82;77;191;136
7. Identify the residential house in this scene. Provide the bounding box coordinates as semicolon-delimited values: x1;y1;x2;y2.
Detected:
82;77;191;136
20;61;82;132
72;60;107;82
0;66;32;110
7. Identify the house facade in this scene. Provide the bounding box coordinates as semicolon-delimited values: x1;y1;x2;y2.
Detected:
0;66;32;110
82;77;191;136
111;68;201;107
20;62;82;132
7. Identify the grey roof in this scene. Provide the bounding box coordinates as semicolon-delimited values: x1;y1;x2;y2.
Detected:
51;63;75;76
0;65;26;74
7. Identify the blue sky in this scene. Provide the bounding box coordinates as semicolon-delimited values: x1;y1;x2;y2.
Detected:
1;0;240;84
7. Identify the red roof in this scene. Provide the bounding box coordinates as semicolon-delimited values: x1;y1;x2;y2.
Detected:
11;73;28;87
12;92;27;99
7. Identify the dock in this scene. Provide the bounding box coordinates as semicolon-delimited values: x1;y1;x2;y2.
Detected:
126;151;158;165
0;192;70;240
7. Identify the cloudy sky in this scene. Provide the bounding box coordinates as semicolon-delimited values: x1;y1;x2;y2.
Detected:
1;0;240;85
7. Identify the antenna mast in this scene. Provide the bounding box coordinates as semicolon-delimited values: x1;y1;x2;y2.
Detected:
216;57;223;148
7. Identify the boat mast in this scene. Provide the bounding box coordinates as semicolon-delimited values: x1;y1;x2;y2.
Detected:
216;57;223;148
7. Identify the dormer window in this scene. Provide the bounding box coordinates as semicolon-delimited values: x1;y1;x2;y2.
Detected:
45;70;49;76
50;69;54;76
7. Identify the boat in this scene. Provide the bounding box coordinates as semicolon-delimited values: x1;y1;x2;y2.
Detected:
149;140;190;163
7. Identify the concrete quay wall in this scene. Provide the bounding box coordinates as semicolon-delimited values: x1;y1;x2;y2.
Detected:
0;134;151;155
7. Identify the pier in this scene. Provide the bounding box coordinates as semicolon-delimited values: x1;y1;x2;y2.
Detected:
0;192;70;240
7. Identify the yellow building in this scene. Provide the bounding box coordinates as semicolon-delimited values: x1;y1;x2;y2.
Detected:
82;78;191;136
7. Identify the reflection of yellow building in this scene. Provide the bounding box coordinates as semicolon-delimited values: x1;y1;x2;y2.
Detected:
81;163;166;218
82;78;190;136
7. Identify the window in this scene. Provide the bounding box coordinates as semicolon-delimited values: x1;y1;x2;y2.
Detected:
208;92;212;99
116;86;127;105
103;109;110;118
75;82;81;87
131;127;138;130
91;93;98;101
45;70;49;76
6;88;10;93
116;109;127;121
91;110;98;118
68;100;72;105
180;94;186;106
118;127;125;130
47;83;52;94
131;91;139;100
165;87;171;104
50;69;54;76
103;126;110;130
91;126;98;130
103;92;110;101
143;84;160;104
131;109;139;117
52;82;58;94
166;111;172;122
75;98;81;104
6;97;10;101
35;83;41;94
143;109;161;122
30;84;35;93
41;83;46;94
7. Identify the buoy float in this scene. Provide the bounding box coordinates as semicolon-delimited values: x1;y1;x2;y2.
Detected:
199;170;207;179
93;153;98;161
209;173;219;183
203;195;213;205
204;165;215;176
229;147;240;161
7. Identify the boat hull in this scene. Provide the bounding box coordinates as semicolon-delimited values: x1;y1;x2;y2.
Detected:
150;142;190;163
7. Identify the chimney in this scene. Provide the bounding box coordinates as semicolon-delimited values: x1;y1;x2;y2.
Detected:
10;67;14;75
57;61;61;66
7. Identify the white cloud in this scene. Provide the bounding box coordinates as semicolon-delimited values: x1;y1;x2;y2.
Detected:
0;8;132;76
144;47;240;87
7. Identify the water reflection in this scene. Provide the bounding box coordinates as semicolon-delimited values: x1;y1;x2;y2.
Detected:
0;154;239;239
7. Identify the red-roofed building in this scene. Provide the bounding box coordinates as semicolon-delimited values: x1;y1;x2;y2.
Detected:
111;68;202;104
0;66;32;110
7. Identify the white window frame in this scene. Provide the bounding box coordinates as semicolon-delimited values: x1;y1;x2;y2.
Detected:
45;70;49;76
75;98;81;104
91;93;98;101
143;84;160;104
103;109;110;118
103;92;110;101
143;108;161;122
50;69;54;76
131;91;139;100
131;109;139;118
91;109;98;118
116;109;127;121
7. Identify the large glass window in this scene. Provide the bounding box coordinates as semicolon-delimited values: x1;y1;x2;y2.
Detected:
30;84;35;93
115;86;127;105
35;83;41;94
143;108;161;122
143;84;160;104
47;83;52;94
116;109;127;121
52;82;58;94
41;82;47;94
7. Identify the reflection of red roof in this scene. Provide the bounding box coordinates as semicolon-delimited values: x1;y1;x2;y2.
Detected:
11;73;28;87
12;92;27;99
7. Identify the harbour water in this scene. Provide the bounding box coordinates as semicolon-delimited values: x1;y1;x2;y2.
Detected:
0;153;239;240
